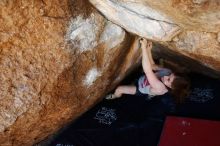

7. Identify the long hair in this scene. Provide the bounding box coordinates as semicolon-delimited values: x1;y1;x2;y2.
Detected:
170;73;191;104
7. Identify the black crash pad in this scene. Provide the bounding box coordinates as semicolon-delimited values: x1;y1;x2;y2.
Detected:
50;73;220;146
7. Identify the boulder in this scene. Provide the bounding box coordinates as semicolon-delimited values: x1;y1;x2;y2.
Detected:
89;0;181;41
0;0;141;145
89;0;220;72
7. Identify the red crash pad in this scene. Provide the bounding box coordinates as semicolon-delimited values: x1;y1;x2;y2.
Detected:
159;116;220;146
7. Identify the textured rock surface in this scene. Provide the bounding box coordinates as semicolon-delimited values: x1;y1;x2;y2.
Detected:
89;0;181;41
143;0;220;32
90;0;220;32
0;0;141;145
168;31;220;70
90;0;220;72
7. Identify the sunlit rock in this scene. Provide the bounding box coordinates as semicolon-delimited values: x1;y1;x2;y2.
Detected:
0;0;140;145
89;0;181;41
138;0;220;32
168;31;220;70
89;0;220;72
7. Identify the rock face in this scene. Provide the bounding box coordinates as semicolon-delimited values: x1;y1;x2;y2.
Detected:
89;0;181;41
0;0;141;145
144;0;220;32
168;31;220;70
90;0;220;32
90;0;220;71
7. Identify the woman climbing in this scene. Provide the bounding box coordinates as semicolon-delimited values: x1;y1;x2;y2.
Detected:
106;38;190;103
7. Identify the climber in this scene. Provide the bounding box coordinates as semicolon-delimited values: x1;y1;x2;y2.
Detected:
106;38;190;103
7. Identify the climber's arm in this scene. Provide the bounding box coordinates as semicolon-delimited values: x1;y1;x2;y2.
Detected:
140;39;167;94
